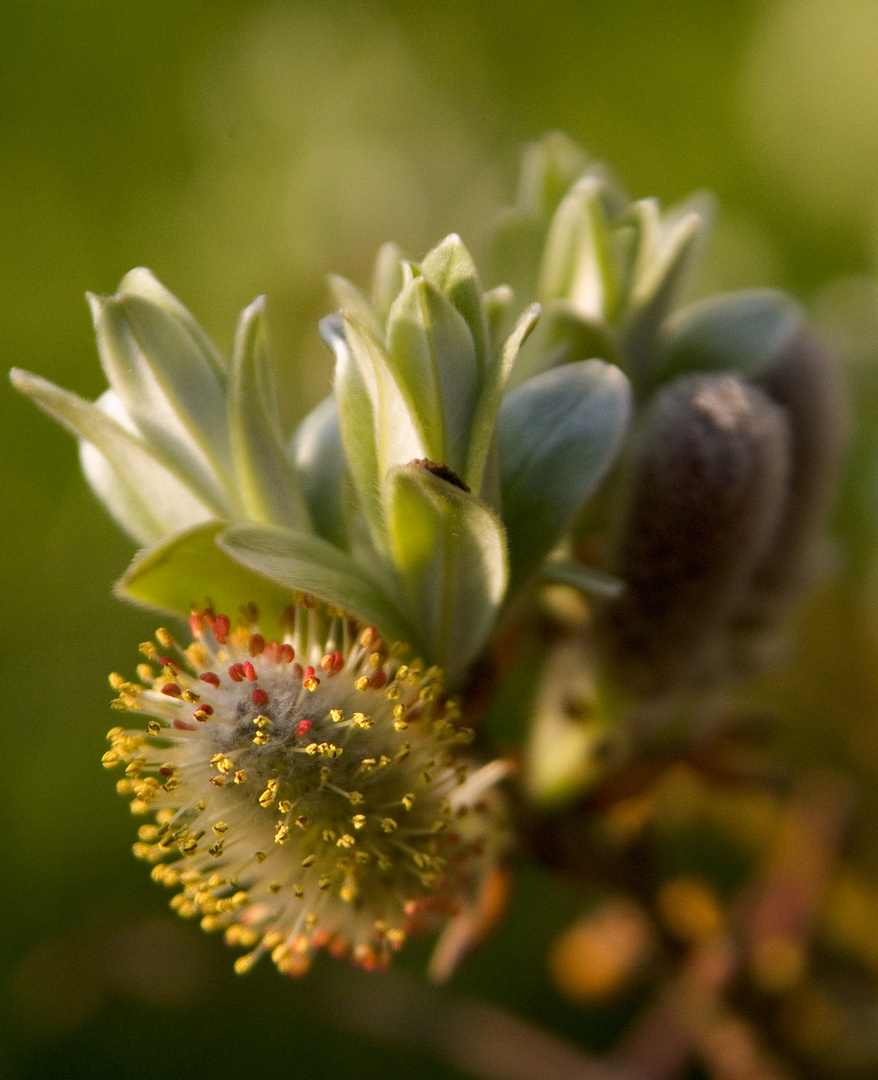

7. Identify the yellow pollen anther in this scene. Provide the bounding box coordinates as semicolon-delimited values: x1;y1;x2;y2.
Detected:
278;799;293;814
337;834;356;848
401;794;414;811
355;677;369;691
330;709;343;723
259;780;279;807
301;854;316;868
352;713;372;729
156;628;174;649
213;822;229;834
381;818;398;833
252;730;269;746
275;823;290;844
352;815;366;829
318;876;333;891
233;770;247;784
295;816;308;829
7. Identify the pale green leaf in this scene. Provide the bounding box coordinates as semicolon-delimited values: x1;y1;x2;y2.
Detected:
10;371;220;539
371;241;406;321
499;360;631;589
507;300;623;390
342;313;425;478
329;274;382;338
290;395;349;549
517;131;592;218
387;277;480;474
385;464;508;683
540;556;625;598
119;267;226;377
421;233;490;369
655;289;804;387
118;521;295;639
91;290;234;509
464;303;541;496
228;297;310;529
322;315;387;549
218;523;416;648
538;176;617;321
621;197;711;388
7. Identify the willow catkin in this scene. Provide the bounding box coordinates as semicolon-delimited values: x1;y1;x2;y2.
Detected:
596;373;791;700
731;328;845;655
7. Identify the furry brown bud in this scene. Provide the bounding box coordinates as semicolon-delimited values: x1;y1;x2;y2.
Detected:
732;328;845;660
597;374;791;699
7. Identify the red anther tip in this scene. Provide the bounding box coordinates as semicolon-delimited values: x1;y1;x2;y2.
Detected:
295;719;312;738
213;614;231;644
369;670;388;689
280;644;295;663
199;672;221;688
159;766;174;777
303;666;315;682
228;664;245;682
173;718;196;730
243;661;258;682
320;651;344;675
158;656;180;670
195;704;213;717
252;688;269;706
311;928;331;950
160;683;182;697
248;634;265;657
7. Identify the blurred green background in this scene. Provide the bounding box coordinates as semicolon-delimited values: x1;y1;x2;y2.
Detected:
4;1;878;1077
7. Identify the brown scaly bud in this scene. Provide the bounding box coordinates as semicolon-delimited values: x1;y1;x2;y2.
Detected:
596;373;791;700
